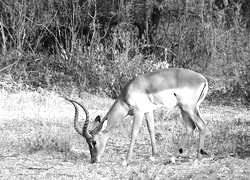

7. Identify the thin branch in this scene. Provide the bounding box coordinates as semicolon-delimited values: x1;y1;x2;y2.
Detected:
140;44;177;57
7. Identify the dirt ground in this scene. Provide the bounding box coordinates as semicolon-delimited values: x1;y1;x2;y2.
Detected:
0;91;249;179
0;151;249;179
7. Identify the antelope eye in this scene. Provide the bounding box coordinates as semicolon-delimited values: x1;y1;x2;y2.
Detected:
92;140;97;146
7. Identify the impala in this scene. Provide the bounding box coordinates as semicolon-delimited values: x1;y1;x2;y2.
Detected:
65;68;208;166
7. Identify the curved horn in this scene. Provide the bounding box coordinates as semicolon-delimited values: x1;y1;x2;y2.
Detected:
64;98;92;139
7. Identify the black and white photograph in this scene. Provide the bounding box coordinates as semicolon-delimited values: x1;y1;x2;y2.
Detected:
0;0;249;179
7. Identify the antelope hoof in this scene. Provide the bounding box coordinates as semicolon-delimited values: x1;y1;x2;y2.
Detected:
164;156;176;165
170;156;176;163
198;149;208;159
149;156;156;162
122;160;129;166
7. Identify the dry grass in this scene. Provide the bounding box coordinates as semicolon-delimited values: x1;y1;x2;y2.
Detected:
0;89;249;179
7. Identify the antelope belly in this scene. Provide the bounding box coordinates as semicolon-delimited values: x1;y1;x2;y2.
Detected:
149;89;178;108
129;93;160;113
129;89;178;113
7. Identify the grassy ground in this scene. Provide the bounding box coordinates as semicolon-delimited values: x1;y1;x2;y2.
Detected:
0;89;249;179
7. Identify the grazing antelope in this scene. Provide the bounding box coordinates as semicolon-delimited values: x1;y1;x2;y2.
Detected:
65;68;208;166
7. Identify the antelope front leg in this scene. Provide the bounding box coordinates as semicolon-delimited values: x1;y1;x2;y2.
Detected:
145;111;157;161
122;111;144;166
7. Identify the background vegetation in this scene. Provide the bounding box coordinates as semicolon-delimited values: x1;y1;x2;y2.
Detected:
0;0;250;104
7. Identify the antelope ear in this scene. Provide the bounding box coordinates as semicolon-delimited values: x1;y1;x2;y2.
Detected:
101;119;108;132
92;116;101;131
91;117;107;135
94;115;101;123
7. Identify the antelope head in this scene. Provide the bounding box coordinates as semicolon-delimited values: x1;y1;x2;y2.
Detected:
65;98;108;163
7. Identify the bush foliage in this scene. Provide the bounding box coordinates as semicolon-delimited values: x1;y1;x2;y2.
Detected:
0;0;250;103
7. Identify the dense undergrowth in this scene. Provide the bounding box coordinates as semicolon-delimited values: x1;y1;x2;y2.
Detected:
0;0;250;104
